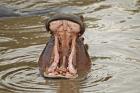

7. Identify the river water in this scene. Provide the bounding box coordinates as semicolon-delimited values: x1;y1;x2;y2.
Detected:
0;0;140;93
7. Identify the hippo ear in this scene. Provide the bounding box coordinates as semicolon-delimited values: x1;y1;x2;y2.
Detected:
80;15;84;22
78;15;85;37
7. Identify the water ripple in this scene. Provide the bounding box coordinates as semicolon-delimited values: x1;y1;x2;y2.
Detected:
0;65;49;92
0;60;112;93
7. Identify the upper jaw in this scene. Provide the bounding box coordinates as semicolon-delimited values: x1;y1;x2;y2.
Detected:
45;14;85;37
49;20;81;34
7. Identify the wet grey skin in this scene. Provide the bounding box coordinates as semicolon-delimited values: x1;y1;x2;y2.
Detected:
38;14;91;78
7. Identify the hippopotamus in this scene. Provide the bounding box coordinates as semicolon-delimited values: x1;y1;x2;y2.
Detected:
38;14;91;79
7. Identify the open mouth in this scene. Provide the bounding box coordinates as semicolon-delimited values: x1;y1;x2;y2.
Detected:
38;14;91;79
45;20;81;78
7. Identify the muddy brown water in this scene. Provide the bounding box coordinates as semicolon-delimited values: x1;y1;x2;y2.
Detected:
0;0;140;93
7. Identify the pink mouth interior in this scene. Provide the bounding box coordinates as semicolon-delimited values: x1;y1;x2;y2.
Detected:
46;20;80;78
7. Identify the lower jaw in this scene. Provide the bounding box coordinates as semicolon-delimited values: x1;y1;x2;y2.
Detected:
46;35;77;78
46;57;77;78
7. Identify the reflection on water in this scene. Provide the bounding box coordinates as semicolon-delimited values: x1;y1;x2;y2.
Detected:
0;0;140;93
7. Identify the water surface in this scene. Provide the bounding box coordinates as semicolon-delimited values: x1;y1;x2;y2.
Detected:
0;0;140;93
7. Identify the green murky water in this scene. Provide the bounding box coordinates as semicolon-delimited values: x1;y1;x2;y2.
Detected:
0;0;140;93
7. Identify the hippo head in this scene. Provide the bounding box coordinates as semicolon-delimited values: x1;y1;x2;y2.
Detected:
38;14;90;79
